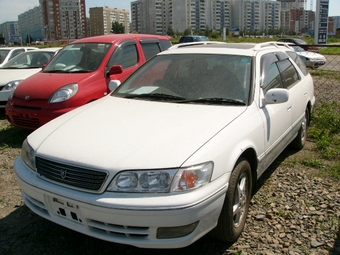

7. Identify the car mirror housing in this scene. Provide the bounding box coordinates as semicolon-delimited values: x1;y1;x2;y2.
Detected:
108;65;123;76
109;80;121;91
265;88;289;104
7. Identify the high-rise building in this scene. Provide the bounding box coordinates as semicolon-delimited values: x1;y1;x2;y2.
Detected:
18;6;44;43
39;0;87;41
89;7;130;36
0;21;19;45
131;0;231;35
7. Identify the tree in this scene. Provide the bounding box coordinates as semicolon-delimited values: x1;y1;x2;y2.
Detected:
167;26;174;37
184;28;191;36
111;21;125;34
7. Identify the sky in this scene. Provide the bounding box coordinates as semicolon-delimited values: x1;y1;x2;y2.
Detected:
0;0;339;24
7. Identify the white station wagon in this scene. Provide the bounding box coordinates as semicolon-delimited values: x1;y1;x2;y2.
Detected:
15;42;315;248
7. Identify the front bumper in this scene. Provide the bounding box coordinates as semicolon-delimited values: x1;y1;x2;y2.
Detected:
5;104;75;130
14;157;228;248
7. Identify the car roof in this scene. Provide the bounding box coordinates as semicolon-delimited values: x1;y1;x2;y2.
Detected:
23;47;62;53
70;34;171;44
164;42;293;57
0;47;37;50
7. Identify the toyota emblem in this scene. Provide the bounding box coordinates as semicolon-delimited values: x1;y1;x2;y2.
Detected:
60;169;67;179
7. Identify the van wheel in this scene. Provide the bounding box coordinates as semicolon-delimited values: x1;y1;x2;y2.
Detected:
291;108;309;150
210;158;252;242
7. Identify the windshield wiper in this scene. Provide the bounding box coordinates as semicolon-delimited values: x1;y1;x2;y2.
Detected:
177;97;246;105
123;93;186;101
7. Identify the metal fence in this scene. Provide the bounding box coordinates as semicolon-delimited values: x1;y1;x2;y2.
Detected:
301;44;340;105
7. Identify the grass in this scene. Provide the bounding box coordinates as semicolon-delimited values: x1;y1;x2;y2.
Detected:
308;101;340;180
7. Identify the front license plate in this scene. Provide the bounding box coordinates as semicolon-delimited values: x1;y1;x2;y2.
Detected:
50;197;84;224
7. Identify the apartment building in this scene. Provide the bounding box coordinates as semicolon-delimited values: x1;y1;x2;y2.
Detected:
18;6;45;43
229;0;281;34
39;0;87;41
0;21;19;45
131;0;233;35
89;7;130;36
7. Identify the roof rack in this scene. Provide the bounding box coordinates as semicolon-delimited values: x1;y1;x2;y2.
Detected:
253;41;291;51
169;41;227;50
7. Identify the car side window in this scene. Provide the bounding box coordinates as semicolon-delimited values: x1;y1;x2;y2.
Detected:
160;40;172;50
141;43;161;60
276;59;300;89
109;43;138;69
10;49;25;60
286;51;309;76
261;53;283;93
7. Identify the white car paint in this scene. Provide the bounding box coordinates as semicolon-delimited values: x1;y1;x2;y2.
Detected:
14;42;315;248
0;48;61;107
0;47;37;67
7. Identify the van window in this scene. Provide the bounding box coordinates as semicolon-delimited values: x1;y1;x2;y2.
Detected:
141;43;161;60
109;44;138;69
277;59;300;89
261;53;283;93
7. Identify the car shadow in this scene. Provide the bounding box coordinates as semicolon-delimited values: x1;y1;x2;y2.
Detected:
0;205;235;255
0;109;31;148
253;146;298;196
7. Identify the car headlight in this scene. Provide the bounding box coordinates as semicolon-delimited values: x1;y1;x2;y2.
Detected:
49;83;78;103
2;79;23;91
107;162;213;193
21;139;36;171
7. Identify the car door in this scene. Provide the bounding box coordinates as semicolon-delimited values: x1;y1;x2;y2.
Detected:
259;52;293;166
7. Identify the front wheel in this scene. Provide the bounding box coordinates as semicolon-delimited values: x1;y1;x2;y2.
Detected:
210;158;252;242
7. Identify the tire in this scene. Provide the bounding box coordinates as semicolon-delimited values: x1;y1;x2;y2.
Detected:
210;158;252;242
291;107;309;150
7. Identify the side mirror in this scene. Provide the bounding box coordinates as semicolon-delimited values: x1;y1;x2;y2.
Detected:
107;65;123;76
109;80;121;91
265;88;289;104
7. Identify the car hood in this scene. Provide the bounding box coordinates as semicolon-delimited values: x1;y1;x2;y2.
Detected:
14;72;95;99
29;96;246;171
296;51;325;60
0;68;41;85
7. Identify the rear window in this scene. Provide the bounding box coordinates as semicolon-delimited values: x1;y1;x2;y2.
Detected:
286;51;309;76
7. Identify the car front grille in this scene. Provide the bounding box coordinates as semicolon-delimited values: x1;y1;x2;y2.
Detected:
12;115;41;129
36;157;108;192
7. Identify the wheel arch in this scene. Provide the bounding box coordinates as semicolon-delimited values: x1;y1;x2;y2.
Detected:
237;148;258;190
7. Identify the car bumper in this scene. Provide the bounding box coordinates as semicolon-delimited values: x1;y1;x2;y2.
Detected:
14;157;228;248
5;104;74;130
305;60;326;67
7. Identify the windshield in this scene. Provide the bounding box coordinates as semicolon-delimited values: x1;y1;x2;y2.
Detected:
2;51;56;69
113;54;252;105
0;49;11;64
43;43;111;73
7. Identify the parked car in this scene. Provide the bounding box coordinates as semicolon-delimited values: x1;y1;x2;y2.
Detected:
288;43;326;68
277;38;308;45
0;48;61;108
0;47;38;68
179;35;210;43
5;34;172;130
14;42;314;248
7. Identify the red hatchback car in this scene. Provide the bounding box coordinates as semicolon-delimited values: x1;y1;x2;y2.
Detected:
5;34;172;130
